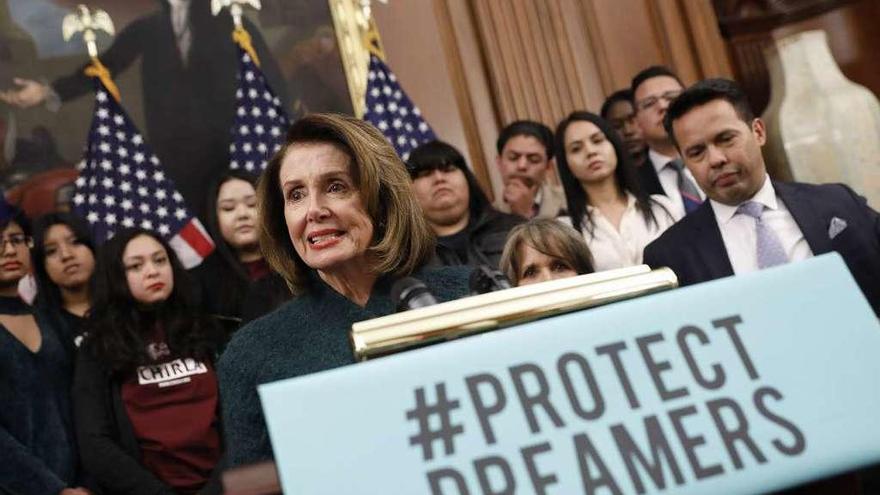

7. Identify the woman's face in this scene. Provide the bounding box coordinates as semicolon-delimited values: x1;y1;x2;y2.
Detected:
216;178;259;252
516;243;577;286
564;120;618;185
123;234;174;305
43;223;95;291
279;142;374;274
0;221;30;285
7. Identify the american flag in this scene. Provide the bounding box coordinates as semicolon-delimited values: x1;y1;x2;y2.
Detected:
72;80;215;268
363;54;436;161
228;48;289;173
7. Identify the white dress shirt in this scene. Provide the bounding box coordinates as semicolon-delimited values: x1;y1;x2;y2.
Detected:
711;175;813;274
168;0;193;64
648;148;705;218
561;193;682;272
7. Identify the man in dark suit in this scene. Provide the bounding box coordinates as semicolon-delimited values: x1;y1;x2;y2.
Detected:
643;78;880;315
631;66;705;217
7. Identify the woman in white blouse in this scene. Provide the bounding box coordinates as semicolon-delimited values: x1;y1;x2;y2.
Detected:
555;111;681;271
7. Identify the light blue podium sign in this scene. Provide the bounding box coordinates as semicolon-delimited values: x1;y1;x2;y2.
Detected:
259;254;880;494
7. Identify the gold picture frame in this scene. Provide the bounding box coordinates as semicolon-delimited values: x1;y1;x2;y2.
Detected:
327;0;371;118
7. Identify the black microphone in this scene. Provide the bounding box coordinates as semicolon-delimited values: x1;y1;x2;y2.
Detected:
469;265;512;295
391;277;439;312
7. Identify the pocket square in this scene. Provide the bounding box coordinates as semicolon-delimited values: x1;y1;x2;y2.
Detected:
828;217;847;239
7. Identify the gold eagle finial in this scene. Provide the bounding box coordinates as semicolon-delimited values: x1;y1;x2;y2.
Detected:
211;0;262;29
62;4;114;59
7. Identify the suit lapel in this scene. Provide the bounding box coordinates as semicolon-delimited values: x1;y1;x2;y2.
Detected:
638;158;665;196
691;203;735;279
774;181;832;255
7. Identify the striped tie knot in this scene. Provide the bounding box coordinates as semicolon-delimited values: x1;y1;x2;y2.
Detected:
666;159;702;214
666;159;685;173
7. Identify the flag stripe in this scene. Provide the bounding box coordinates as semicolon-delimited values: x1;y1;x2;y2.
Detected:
179;219;214;258
169;233;201;270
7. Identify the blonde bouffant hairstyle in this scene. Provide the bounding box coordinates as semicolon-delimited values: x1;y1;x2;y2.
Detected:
257;113;436;295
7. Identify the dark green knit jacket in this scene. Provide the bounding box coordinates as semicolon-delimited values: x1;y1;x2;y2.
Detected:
218;266;471;467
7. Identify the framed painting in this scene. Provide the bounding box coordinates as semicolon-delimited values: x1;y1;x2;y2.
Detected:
0;0;364;216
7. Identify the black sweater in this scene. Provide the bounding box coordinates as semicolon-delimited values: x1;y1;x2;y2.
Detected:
218;266;471;467
73;349;175;495
434;208;524;269
0;298;77;495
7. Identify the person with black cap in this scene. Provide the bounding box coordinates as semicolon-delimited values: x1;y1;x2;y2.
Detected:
408;140;524;269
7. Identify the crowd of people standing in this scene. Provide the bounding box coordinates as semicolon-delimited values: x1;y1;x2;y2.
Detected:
1;63;879;495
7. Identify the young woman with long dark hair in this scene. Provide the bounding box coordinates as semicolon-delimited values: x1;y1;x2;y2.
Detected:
555;111;680;271
31;212;96;355
74;228;226;494
196;171;289;325
0;209;88;494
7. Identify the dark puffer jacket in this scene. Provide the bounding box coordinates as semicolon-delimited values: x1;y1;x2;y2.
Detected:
432;157;524;269
434;208;524;269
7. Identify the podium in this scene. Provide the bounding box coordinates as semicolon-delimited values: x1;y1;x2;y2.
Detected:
352;264;677;360
239;254;880;494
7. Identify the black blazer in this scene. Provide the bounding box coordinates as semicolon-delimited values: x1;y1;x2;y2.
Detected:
637;156;665;197
643;181;880;315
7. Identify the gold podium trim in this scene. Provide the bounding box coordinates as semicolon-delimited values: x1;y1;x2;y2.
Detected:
351;265;678;360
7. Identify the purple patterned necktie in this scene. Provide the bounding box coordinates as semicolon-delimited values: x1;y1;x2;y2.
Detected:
736;201;789;269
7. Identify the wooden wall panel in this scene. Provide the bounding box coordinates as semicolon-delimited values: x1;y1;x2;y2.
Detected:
471;0;593;127
681;0;736;77
432;0;493;195
374;0;733;197
470;0;732;130
578;0;665;93
371;1;476;174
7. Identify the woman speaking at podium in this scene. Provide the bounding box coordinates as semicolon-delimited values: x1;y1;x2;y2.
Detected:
218;114;471;467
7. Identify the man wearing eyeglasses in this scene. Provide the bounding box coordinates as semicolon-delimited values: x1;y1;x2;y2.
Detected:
631;66;705;218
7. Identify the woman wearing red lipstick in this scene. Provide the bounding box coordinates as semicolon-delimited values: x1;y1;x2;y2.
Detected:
0;210;90;494
195;171;290;327
32;212;96;357
218;113;472;467
555;111;680;271
74;229;226;494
